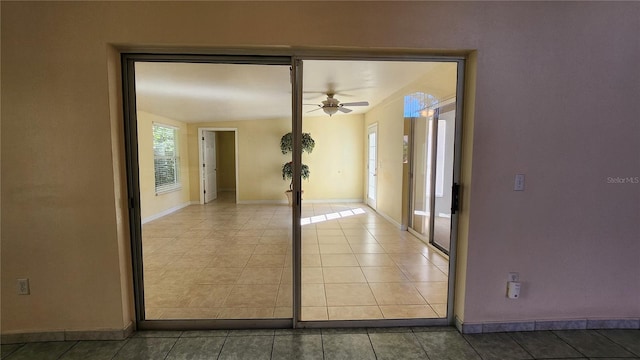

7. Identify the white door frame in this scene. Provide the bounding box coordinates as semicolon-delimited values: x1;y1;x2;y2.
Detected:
203;130;218;203
366;123;378;209
198;127;239;204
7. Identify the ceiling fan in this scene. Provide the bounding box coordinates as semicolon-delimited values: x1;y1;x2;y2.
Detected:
305;93;369;116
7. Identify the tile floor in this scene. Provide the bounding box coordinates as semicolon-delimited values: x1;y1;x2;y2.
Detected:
2;328;639;359
142;192;449;321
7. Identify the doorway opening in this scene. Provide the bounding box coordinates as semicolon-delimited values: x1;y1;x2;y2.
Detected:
198;128;238;205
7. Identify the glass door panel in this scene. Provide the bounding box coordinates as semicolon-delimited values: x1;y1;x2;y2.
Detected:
431;100;457;253
408;94;456;256
410;113;432;240
134;61;292;321
299;59;456;322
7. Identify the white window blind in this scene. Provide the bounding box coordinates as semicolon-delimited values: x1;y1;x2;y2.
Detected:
153;123;180;194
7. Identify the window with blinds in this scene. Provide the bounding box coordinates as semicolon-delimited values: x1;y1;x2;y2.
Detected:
153;123;180;194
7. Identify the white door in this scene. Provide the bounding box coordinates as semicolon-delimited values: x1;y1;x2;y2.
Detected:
203;131;217;203
367;124;378;209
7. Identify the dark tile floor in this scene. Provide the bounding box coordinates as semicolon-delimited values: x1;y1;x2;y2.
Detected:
1;328;638;359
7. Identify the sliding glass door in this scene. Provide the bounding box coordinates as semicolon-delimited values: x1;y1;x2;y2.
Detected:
408;96;458;255
123;53;463;329
123;55;295;328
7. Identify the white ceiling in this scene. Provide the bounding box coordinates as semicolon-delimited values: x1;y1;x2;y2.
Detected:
135;60;452;123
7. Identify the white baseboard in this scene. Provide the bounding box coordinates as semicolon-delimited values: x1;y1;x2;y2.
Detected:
303;198;365;204
237;200;288;205
237;198;365;205
375;209;403;229
142;202;192;224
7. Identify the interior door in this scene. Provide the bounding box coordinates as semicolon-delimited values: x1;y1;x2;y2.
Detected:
367;124;378;209
204;131;217;203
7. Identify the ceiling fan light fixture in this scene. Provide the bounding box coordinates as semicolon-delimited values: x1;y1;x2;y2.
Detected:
323;106;339;116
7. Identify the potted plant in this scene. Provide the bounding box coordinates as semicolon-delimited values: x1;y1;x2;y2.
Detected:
280;132;315;205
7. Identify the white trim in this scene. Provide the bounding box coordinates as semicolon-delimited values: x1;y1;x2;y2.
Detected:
237;200;288;205
237;198;366;205
141;201;191;224
155;185;182;196
303;198;365;204
152;121;178;130
366;123;378;210
198;127;239;205
372;208;403;229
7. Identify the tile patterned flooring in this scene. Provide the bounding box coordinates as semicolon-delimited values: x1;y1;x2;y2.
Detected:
142;192;449;321
2;328;639;359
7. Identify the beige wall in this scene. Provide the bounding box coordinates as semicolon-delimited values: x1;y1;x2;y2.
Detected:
137;111;191;221
187;115;364;203
188;118;290;203
302;115;364;201
1;2;639;334
365;99;405;223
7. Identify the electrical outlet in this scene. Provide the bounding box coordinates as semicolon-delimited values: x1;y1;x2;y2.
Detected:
508;272;519;282
17;278;30;295
514;174;525;191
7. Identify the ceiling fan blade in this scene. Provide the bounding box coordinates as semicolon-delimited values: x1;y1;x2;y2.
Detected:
338;107;353;113
306;107;323;113
303;103;320;106
340;101;369;107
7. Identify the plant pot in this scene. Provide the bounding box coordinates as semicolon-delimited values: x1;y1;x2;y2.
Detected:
284;190;303;206
285;190;293;206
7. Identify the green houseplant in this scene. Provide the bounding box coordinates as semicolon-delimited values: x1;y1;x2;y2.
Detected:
280;132;315;154
280;132;314;204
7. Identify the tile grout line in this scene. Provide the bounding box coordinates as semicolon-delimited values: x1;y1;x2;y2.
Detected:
161;336;180;360
366;332;379;360
596;329;640;357
320;330;326;360
460;332;488;360
269;333;276;359
549;331;589;359
54;340;76;359
110;337;131;360
215;334;229;360
505;332;537;360
2;343;25;359
410;330;434;360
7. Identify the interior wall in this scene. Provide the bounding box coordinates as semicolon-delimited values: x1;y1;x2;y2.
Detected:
1;1;638;334
364;99;405;224
137;111;191;221
187;115;364;203
189;118;289;203
302;114;365;201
